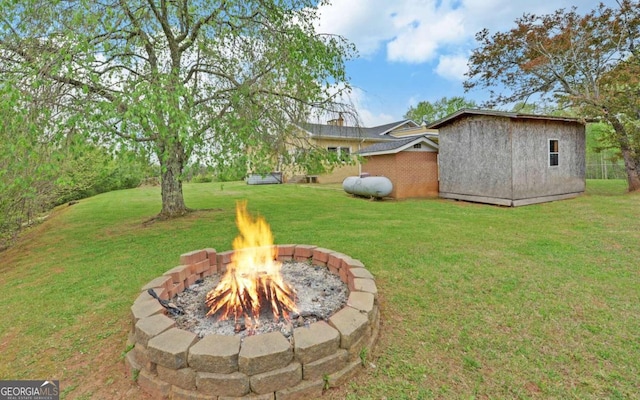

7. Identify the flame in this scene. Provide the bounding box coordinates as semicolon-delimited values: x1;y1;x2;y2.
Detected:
205;201;297;325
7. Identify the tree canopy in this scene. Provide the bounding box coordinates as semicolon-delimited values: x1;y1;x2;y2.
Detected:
0;0;356;218
404;96;477;124
464;0;640;191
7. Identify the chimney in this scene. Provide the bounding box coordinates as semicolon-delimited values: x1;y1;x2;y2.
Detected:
328;113;345;126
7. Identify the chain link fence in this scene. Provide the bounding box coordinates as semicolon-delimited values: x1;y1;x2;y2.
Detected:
586;153;627;179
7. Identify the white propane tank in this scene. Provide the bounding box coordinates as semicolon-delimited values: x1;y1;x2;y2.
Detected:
342;176;393;198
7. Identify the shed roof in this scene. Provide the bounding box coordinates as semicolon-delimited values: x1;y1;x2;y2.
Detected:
357;136;439;156
427;108;586;129
297;119;419;140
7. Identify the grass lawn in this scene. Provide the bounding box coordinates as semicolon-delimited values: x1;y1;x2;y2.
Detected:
1;180;638;399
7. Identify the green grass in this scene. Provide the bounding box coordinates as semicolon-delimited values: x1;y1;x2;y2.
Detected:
1;179;638;399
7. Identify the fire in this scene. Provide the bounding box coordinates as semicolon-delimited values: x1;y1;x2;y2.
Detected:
205;201;297;325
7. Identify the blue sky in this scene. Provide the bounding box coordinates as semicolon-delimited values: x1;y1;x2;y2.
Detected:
315;0;618;126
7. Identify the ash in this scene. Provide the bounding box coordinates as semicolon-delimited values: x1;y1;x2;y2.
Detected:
170;261;348;340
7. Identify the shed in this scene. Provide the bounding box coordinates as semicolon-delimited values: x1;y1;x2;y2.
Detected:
357;136;439;199
428;109;586;207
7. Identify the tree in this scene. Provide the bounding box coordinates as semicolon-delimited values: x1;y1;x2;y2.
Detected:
0;74;59;249
0;0;356;218
464;1;640;192
404;96;477;124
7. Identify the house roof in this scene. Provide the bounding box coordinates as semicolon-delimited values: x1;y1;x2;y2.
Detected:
426;108;586;129
297;119;419;140
357;136;439;156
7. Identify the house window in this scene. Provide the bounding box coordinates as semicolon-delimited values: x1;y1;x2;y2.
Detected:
413;144;422;149
327;146;350;161
549;139;559;166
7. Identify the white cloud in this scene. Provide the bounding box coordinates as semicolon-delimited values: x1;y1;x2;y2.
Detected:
317;0;468;62
434;54;469;81
317;0;618;64
316;0;398;56
386;6;466;63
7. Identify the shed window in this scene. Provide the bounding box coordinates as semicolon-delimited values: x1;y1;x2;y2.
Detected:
549;139;559;166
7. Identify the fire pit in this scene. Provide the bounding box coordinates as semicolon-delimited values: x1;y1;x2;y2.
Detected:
125;205;379;399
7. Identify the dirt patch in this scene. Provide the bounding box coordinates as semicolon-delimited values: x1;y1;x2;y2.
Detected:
59;324;153;400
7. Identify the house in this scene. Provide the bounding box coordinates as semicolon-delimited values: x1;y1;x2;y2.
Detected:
356;134;439;199
293;117;421;183
428;109;586;206
287;109;586;206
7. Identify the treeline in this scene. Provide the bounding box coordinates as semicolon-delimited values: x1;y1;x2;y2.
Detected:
0;137;153;250
0;83;153;249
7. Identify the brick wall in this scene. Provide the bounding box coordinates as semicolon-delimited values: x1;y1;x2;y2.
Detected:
361;151;438;199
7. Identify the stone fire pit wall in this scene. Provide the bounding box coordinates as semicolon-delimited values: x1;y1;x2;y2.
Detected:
125;245;380;400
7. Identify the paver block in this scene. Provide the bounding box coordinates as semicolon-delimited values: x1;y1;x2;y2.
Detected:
189;334;241;373
238;332;292;376
191;259;210;275
135;287;168;303
302;348;348;381
277;244;295;257
131;299;165;324
164;265;191;284
275;379;324;400
180;249;208;265
200;268;215;278
124;351;141;381
185;274;198;288
351;278;378;299
342;258;365;270
217;250;233;266
138;368;171;399
347;267;374;282
293;321;340;364
293;245;316;261
346;291;375;322
328;307;369;349
168;281;185;298
205;248;218;274
219;393;273;400
250;362;301;394
339;267;348;284
141;275;173;292
328;360;362;388
312;248;333;265
135;314;176;347
327;253;346;271
157;365;196;390
196;371;249;397
133;343;155;373
171;386;217;400
346;325;372;360
147;328;198;369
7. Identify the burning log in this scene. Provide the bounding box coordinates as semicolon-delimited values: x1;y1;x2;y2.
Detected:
205;272;297;322
205;201;297;326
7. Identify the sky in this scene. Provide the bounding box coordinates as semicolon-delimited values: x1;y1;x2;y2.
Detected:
315;0;618;126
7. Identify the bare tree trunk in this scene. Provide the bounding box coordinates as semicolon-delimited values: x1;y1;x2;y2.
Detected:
620;147;640;192
608;116;640;192
158;140;189;218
